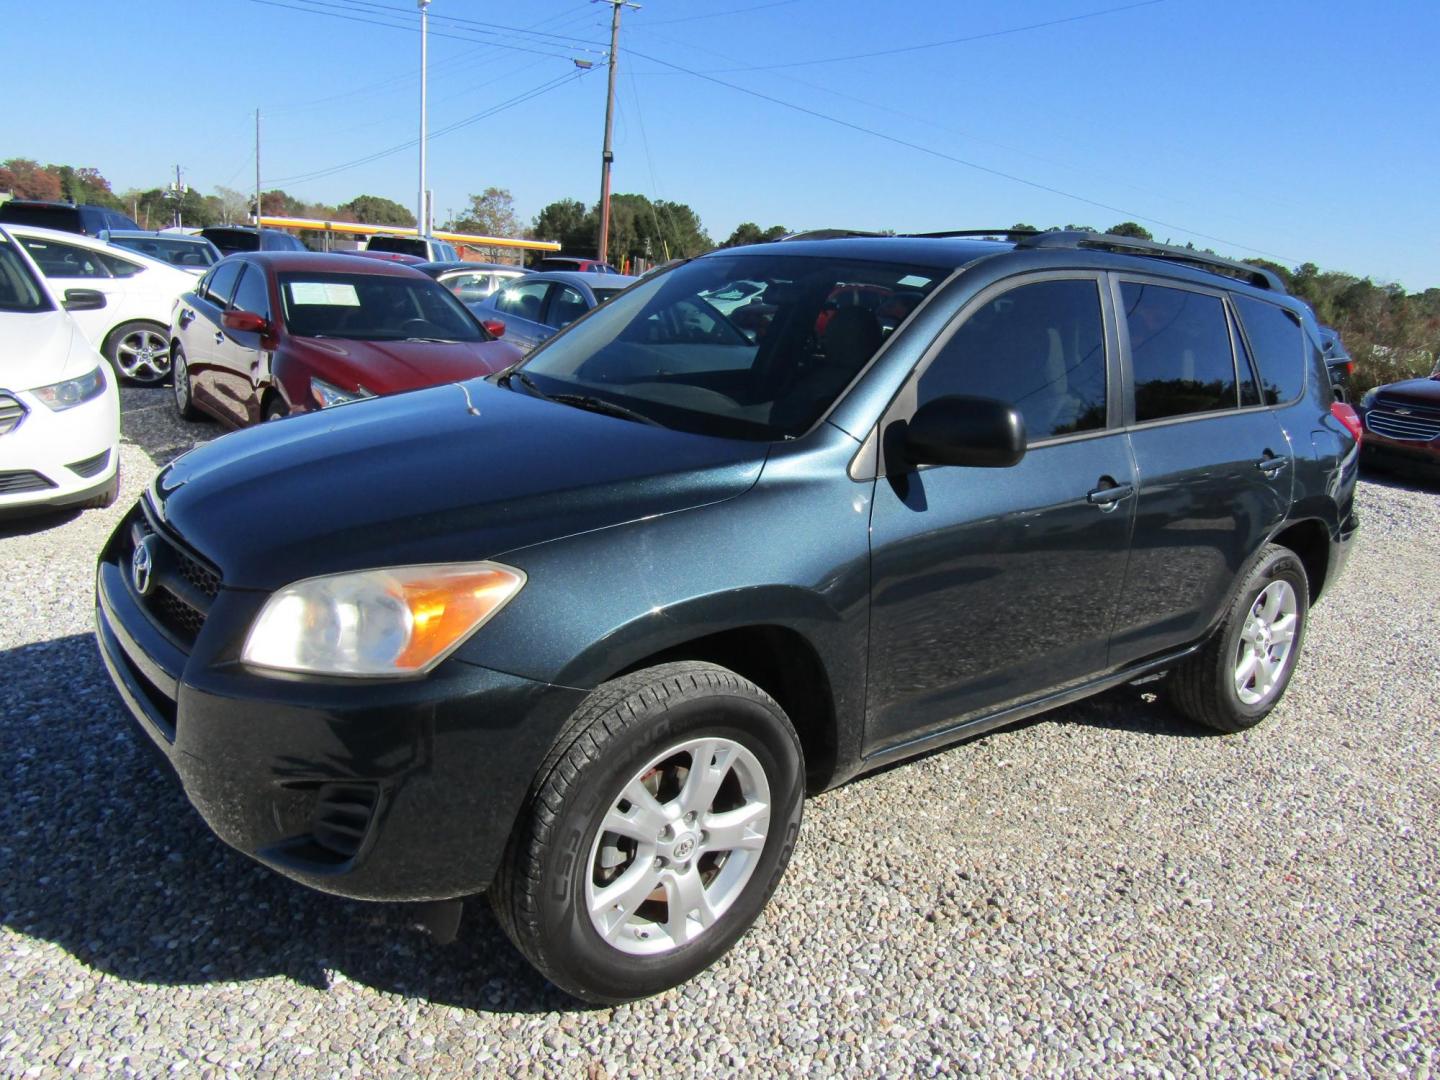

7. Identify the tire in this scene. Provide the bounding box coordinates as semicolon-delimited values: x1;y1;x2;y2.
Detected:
103;321;171;385
263;397;289;422
172;344;201;421
1168;544;1309;733
491;661;805;1004
83;466;120;510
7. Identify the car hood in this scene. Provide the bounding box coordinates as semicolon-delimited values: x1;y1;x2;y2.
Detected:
0;309;101;390
154;378;767;590
1370;375;1440;405
286;336;519;389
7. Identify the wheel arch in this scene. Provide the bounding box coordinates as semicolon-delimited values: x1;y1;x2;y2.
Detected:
1269;517;1332;603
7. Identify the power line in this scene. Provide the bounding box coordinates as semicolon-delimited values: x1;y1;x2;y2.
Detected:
645;0;806;26
626;46;1296;262
340;0;607;51
697;0;1169;73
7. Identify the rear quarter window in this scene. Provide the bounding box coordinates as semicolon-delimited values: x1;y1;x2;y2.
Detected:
1233;296;1305;405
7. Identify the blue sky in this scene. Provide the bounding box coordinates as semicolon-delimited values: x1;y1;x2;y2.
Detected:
4;0;1437;289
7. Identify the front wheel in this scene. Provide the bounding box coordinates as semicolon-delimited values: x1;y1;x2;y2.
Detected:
491;662;804;1003
172;344;200;420
1168;544;1309;732
104;321;171;385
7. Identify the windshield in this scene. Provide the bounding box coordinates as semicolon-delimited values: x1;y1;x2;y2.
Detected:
111;235;218;270
368;236;427;256
277;271;485;342
0;234;51;313
514;253;944;439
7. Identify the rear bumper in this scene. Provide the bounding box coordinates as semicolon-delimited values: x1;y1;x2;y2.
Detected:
95;544;587;902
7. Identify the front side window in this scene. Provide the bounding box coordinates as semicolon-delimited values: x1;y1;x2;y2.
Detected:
1122;282;1240;422
918;278;1108;441
205;261;244;309
19;236;110;279
518;253;944;440
0;235;52;313
95;250;142;278
549;285;589;328
1233;295;1305;405
230;264;271;319
277;272;483;342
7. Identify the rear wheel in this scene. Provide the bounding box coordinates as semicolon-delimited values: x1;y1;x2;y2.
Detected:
172;344;200;420
1169;544;1309;732
263;396;289;422
491;661;805;1003
104;321;171;385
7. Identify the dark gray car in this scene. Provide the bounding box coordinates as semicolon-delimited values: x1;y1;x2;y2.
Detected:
469;269;636;352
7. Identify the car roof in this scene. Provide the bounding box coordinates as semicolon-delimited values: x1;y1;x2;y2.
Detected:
106;229;207;241
715;235;1010;269
416;260;530;275
526;270;639;288
231;251;433;276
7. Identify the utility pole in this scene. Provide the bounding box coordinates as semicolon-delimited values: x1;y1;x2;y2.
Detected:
255;109;262;229
418;0;431;235
166;165;187;228
595;0;639;265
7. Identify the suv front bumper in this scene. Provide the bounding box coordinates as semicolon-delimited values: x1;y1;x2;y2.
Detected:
95;539;587;902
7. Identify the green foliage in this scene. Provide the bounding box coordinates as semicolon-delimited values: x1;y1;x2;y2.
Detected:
722;222;788;247
342;194;415;227
531;194;713;268
1107;221;1153;241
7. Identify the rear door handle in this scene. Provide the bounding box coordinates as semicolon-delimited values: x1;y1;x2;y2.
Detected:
1087;480;1134;509
178;309;195;327
1255;452;1288;477
214;331;225;345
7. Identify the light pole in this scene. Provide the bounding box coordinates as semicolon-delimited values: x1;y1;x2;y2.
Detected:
418;0;431;236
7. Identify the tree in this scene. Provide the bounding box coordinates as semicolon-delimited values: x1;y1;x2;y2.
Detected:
453;187;519;237
213;185;256;224
0;158;61;200
533;198;597;256
722;222;788;248
260;189;305;217
50;165;122;209
1107;221;1153;241
341;194;415;227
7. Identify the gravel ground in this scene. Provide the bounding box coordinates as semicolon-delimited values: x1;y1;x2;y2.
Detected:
1;388;1437;1077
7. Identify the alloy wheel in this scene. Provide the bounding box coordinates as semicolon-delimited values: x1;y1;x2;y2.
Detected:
115;328;171;382
1233;579;1299;706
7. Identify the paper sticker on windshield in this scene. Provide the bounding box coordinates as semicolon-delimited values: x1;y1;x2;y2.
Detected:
897;275;932;289
289;282;360;306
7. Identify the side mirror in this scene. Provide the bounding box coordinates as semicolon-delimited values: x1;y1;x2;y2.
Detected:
62;288;107;312
481;319;506;338
903;395;1026;468
223;309;269;334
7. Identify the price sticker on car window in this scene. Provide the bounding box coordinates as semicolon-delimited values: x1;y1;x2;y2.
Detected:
289;282;361;306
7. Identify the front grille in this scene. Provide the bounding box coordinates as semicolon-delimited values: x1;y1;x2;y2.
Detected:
1366;401;1440;442
310;782;381;860
0;469;55;494
67;449;111;478
0;393;25;436
117;505;223;648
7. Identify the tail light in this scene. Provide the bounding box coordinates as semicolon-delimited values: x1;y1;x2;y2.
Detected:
1331;401;1363;443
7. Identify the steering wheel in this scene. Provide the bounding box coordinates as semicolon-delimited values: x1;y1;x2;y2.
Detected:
400;318;448;338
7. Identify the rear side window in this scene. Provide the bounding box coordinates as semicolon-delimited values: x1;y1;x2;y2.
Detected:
205;261;243;308
919;278;1108;441
19;236;109;279
1122;282;1239;422
1233;296;1305;405
95;251;143;278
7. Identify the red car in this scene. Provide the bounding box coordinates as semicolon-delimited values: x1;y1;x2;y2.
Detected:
169;253;520;428
1357;372;1440;477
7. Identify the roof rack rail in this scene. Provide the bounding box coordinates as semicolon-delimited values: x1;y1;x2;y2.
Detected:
902;228;1038;240
778;228;885;241
1014;230;1285;292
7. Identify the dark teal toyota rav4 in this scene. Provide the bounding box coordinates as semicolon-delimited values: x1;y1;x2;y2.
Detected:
95;231;1360;1002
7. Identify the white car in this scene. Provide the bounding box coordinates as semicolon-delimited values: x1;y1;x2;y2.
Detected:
0;228;120;514
8;224;197;386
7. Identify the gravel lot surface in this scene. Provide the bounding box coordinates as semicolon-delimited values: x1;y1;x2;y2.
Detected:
1;388;1437;1077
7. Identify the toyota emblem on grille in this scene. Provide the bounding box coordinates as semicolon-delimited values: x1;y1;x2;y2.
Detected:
132;537;156;596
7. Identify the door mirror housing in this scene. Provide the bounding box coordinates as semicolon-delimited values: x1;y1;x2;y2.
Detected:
62;288;107;312
481;318;506;338
223;309;269;334
903;395;1026;468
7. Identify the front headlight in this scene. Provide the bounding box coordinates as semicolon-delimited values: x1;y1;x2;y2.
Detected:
1359;388;1378;410
33;366;107;411
311;377;374;409
242;562;526;677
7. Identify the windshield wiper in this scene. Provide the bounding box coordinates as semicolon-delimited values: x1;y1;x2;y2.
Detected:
404;336;461;343
547;392;664;428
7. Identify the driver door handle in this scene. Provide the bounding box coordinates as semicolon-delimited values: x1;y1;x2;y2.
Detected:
1087;479;1134;509
1256;452;1288;477
214;331;225;345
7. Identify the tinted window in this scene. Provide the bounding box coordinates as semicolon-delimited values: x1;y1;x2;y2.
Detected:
0;234;51;312
231;264;271;318
1233;295;1305;405
1122;282;1239;422
1231;312;1262;407
203;228;259;254
19;236;109;278
0;203;82;232
549;285;589;328
205;261;244;309
95;250;142;278
494;280;552;322
919;278;1108;441
277;271;483;342
367;236;427;256
111;235;218;269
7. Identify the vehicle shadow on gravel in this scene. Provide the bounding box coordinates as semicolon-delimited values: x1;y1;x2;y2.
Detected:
0;633;582;1016
118;385;221;469
0;507;83;540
